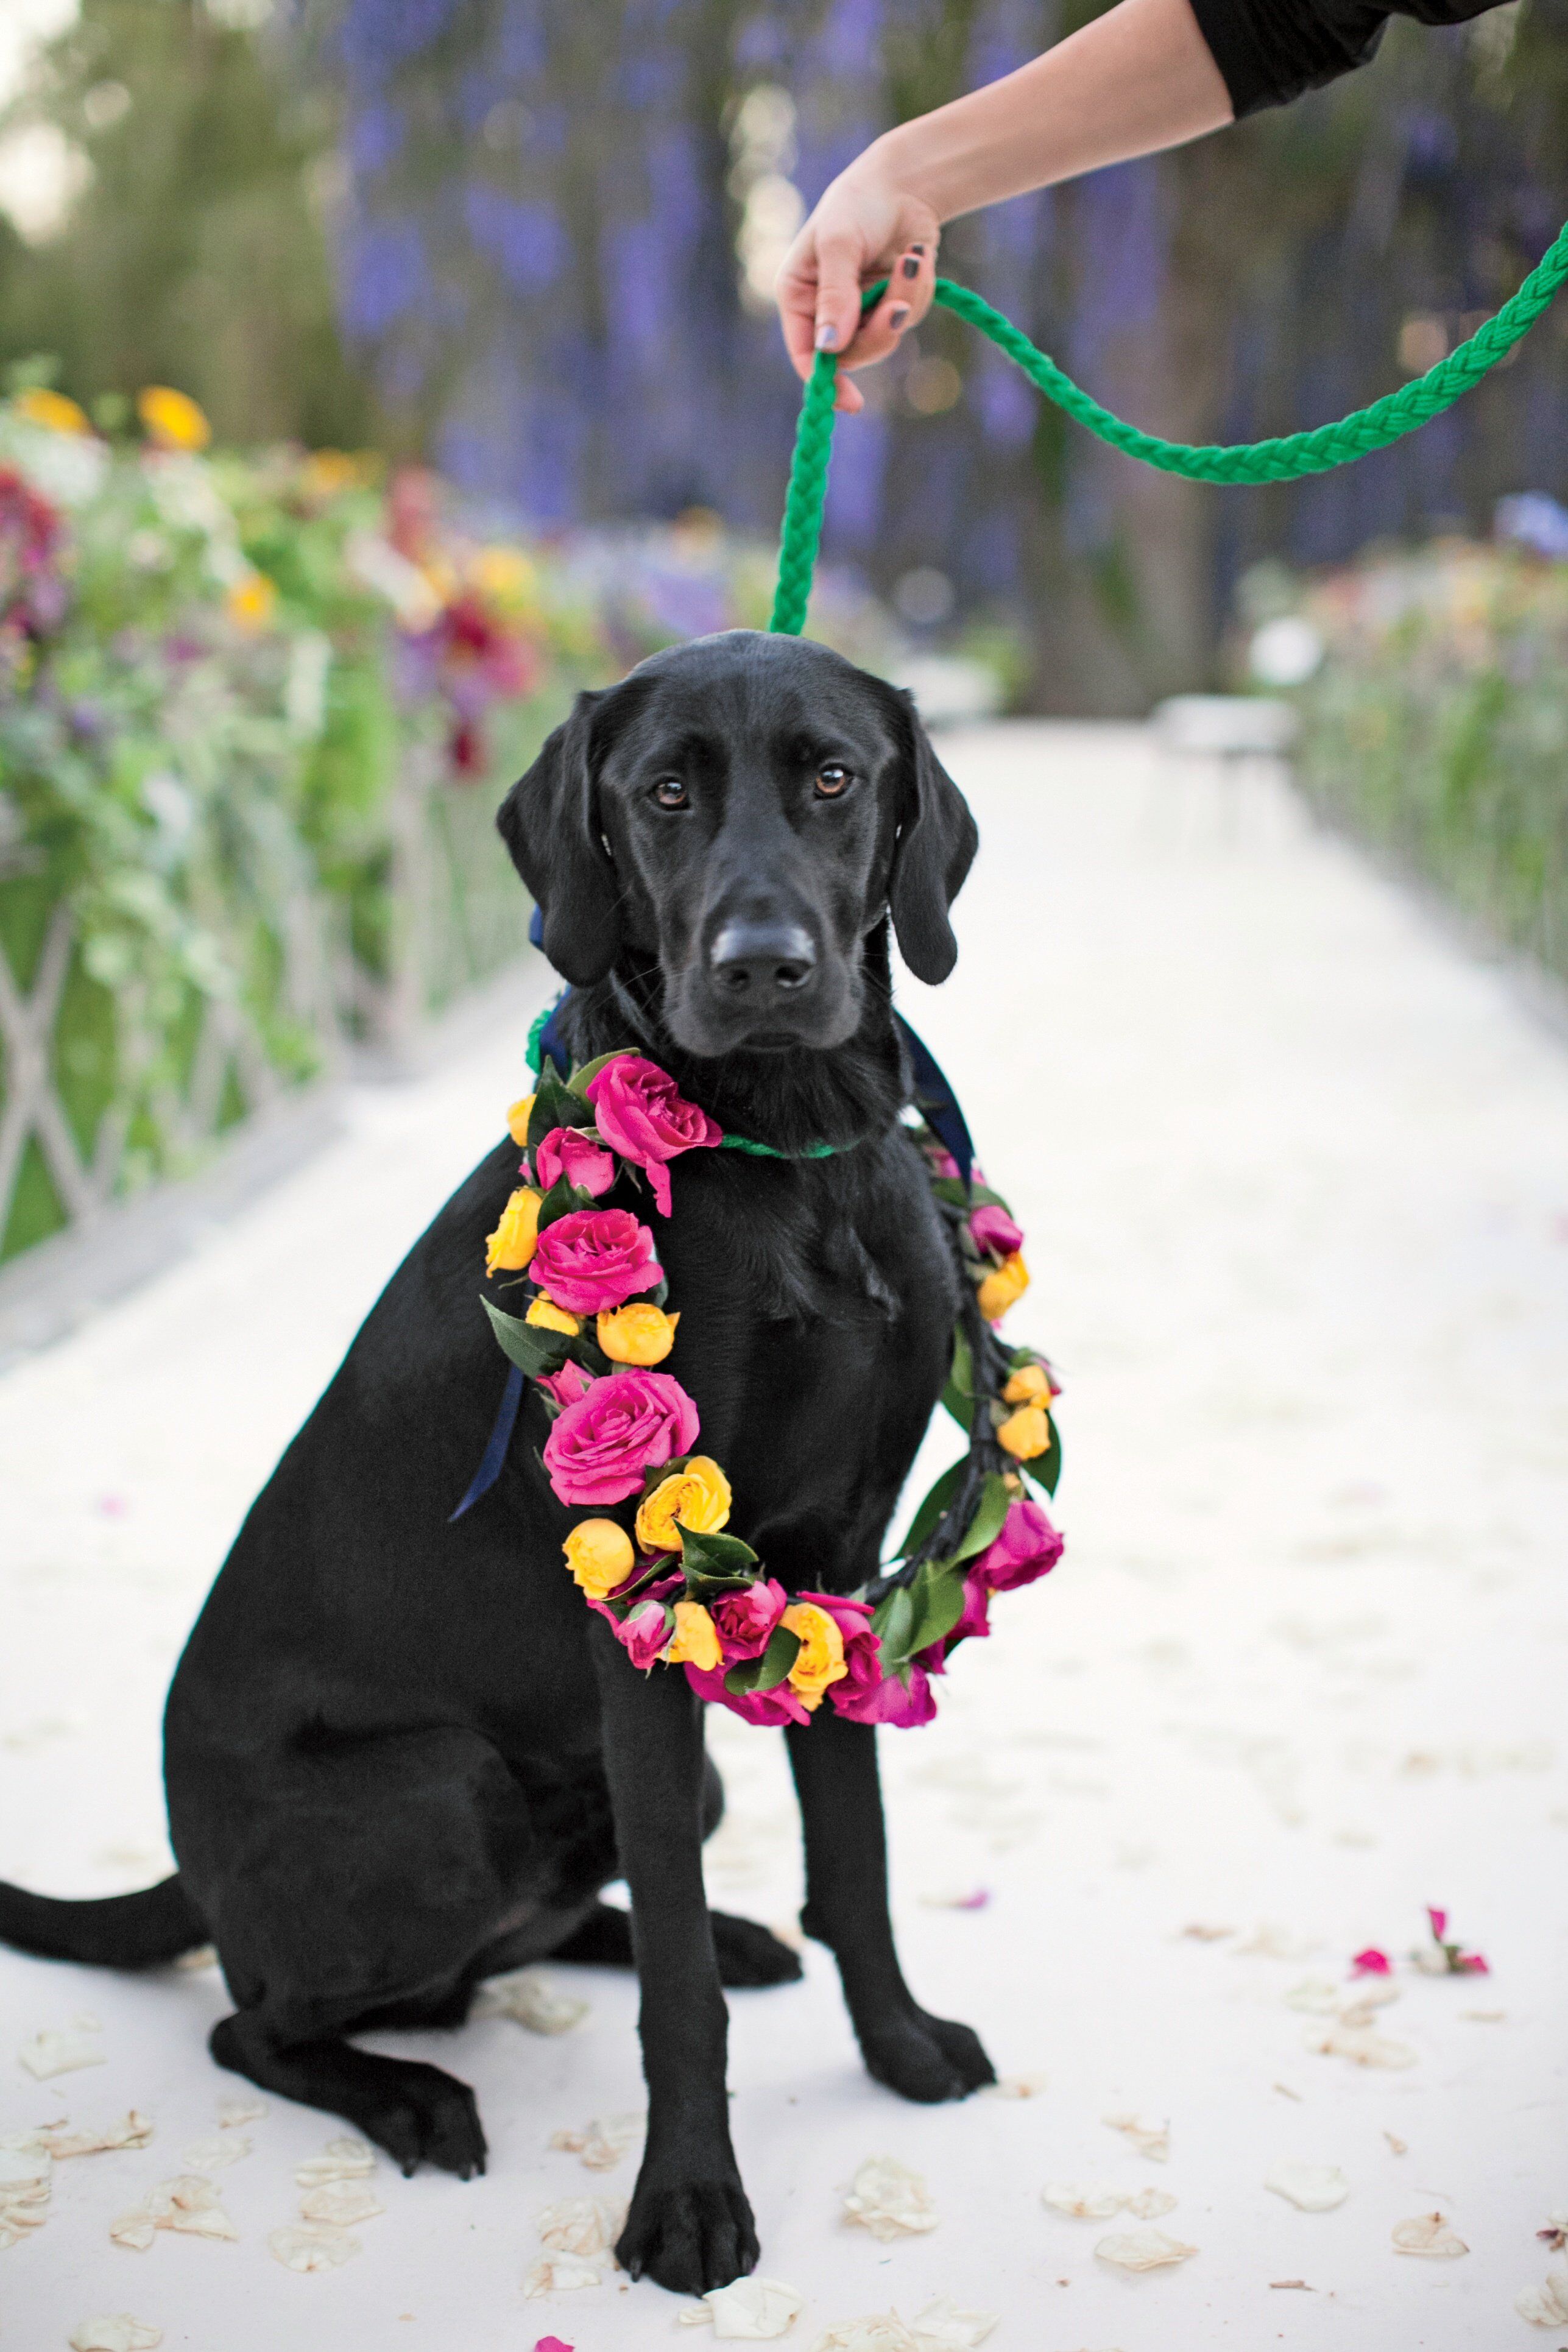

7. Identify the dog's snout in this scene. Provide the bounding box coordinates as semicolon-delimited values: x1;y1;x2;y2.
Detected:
709;920;817;998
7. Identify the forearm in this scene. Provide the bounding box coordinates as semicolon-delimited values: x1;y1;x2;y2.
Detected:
861;0;1232;224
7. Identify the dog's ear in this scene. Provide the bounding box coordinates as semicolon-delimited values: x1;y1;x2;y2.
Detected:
496;690;621;986
887;693;978;984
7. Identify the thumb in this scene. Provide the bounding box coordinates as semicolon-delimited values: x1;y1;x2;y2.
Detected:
812;232;866;357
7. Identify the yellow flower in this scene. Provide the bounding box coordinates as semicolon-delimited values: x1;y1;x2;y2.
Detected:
485;1185;542;1274
471;545;537;606
526;1294;580;1335
635;1456;731;1555
598;1302;680;1366
997;1402;1051;1461
15;387;91;436
1002;1360;1053;1407
663;1599;721;1672
506;1093;535;1146
299;448;371;501
976;1250;1029;1322
137;384;211;451
562;1518;635;1598
782;1603;848;1711
225;571;277;632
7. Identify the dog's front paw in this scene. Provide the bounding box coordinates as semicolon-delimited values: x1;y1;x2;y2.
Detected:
616;2167;760;2294
860;2008;997;2103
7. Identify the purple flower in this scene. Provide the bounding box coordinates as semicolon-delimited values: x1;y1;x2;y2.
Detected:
969;1201;1024;1258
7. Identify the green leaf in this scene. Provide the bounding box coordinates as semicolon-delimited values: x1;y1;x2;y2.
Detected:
930;1176;1006;1210
567;1048;635;1098
873;1584;916;1675
678;1524;760;1580
724;1623;801;1696
526;1068;580;1150
948;1470;1011;1566
897;1459;964;1558
1020;1421;1063;1498
949;1326;973;1398
535;1174;595;1231
903;1562;970;1657
481;1295;569;1379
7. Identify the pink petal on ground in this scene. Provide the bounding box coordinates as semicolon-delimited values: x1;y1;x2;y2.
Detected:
535;2339;574;2352
1458;1952;1490;1974
1426;1907;1447;1941
955;1889;992;1910
1350;1948;1393;1976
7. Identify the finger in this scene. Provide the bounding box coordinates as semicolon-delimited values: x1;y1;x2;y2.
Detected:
833;373;865;414
810;231;868;364
775;242;822;384
842;241;936;372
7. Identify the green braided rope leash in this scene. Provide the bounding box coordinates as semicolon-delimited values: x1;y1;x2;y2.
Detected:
769;225;1568;635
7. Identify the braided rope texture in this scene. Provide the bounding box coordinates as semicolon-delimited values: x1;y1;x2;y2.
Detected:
769;222;1568;637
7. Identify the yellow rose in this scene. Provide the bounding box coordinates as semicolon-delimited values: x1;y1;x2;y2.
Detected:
137;384;211;451
1002;1360;1053;1407
526;1294;580;1335
562;1518;635;1598
663;1599;721;1672
997;1402;1051;1461
635;1456;731;1555
15;387;91;436
506;1093;535;1146
225;571;277;632
485;1185;542;1274
976;1249;1029;1321
782;1602;848;1711
598;1302;680;1366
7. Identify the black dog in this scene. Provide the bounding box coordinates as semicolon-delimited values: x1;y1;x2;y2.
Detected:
0;629;992;2294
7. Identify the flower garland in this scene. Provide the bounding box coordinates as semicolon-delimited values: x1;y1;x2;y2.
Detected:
479;1048;1063;1729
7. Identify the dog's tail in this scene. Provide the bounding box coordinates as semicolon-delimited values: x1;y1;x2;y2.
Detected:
0;1873;207;1969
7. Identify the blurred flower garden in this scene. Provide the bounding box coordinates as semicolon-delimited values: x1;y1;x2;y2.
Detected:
1247;514;1568;992
0;378;899;1266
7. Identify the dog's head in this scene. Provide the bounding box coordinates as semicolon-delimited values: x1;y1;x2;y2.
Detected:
497;630;976;1057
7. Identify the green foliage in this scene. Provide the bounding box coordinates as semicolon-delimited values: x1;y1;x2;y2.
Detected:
481;1296;568;1378
1268;542;1568;990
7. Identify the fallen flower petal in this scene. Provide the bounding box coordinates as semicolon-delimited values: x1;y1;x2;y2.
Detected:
1383;2132;1408;2155
842;2155;938;2240
1392;2212;1468;2258
523;2252;602;2297
1266;2163;1350;2212
1094;2226;1198;2271
1536;2211;1568;2253
985;2073;1048;2099
1425;1907;1447;1942
1304;2024;1418;2069
1350;1948;1392;1977
216;2098;266;2128
1102;2111;1170;2161
1516;2267;1568;2326
180;2135;249;2173
548;2113;644;2171
18;2022;104;2079
1044;2182;1131;2219
695;2275;807;2339
68;2320;162;2352
536;2196;625;2257
267;2223;361;2272
298;2180;384;2228
1127;2187;1179;2219
474;1969;589;2035
908;2300;998;2350
41;2113;154;2159
1284;1978;1341;2015
295;2138;376;2188
534;2340;576;2352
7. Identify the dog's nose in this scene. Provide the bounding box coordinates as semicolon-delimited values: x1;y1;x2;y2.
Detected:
709;920;817;997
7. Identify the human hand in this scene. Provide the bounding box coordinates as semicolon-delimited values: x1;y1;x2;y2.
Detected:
775;160;940;414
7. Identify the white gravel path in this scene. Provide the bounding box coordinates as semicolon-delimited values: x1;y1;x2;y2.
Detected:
1;722;1565;2352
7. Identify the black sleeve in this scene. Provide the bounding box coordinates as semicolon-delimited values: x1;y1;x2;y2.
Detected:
1188;0;1507;118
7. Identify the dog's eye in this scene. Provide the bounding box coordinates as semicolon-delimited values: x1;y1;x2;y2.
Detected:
652;778;689;810
814;764;852;799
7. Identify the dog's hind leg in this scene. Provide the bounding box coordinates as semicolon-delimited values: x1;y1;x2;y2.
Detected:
786;1709;995;2101
183;1724;534;2177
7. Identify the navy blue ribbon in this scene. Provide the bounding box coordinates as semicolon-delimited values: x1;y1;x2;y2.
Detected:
449;1362;524;1521
892;1012;974;1190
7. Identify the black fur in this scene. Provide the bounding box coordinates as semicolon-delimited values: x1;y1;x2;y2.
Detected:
0;630;992;2295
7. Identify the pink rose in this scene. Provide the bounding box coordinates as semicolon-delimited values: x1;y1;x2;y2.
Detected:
836;1659;938;1728
531;1208;662;1315
537;1358;592;1409
615;1597;674;1668
683;1658;813;1727
534;1126;616;1198
709;1577;788;1664
542;1368;700;1506
925;1146;960;1181
970;1498;1062;1594
585;1056;721;1217
969;1201;1024;1258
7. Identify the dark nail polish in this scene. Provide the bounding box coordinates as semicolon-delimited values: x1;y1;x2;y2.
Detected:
902;255;920;278
888;304;910;330
909;243;926;255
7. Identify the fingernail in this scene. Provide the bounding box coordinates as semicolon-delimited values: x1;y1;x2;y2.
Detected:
909;243;926;256
814;321;839;350
902;255;920;278
888;304;910;330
